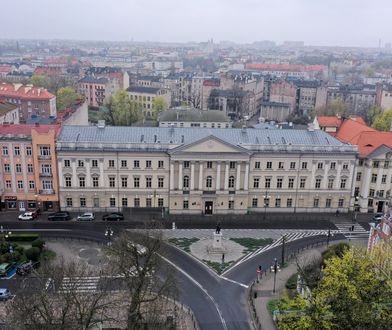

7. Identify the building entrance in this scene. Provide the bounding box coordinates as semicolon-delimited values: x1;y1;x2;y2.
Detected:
205;201;213;215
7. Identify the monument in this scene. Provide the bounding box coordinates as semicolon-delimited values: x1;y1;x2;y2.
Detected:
208;222;226;253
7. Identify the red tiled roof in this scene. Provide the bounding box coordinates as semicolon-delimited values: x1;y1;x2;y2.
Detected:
0;65;13;73
34;66;62;76
0;83;55;100
316;116;342;127
245;63;327;72
335;118;375;144
0;124;61;137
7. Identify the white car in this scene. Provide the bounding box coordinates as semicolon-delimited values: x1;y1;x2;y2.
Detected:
77;212;95;221
18;212;34;221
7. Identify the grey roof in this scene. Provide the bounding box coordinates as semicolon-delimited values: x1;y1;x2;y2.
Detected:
126;86;160;94
261;101;290;107
159;109;229;122
57;125;356;154
138;75;161;82
78;76;108;84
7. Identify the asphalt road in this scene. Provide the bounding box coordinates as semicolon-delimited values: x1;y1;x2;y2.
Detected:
0;219;351;330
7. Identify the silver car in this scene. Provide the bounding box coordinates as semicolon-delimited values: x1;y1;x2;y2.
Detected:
77;212;95;221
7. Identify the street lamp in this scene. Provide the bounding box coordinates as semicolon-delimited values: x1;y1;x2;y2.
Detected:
326;229;334;247
263;191;270;220
105;227;114;246
270;258;280;294
281;235;287;265
4;231;11;240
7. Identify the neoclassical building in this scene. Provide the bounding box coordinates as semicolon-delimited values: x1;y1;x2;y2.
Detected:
56;124;357;214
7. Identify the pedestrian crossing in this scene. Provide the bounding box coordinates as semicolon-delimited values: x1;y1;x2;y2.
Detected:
334;222;369;240
59;276;100;293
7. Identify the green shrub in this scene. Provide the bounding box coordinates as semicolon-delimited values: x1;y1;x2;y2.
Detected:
25;247;41;261
32;239;45;250
2;234;39;242
40;250;56;262
286;273;298;290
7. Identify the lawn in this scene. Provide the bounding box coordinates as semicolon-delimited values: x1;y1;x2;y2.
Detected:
168;238;199;252
202;259;234;275
230;238;273;253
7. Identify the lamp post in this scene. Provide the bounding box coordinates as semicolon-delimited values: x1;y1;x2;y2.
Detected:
105;227;114;246
326;229;333;247
263;190;270;220
281;235;287;265
270;257;280;294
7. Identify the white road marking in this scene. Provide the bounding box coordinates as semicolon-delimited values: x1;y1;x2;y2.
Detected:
220;276;248;288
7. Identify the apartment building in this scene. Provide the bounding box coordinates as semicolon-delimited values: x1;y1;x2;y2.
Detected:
0;101;19;124
57;124;357;215
85;67;129;90
376;83;392;110
293;80;328;115
0;83;56;122
77;76;120;108
0;124;60;211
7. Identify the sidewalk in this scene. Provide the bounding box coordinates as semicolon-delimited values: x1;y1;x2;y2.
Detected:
251;240;366;330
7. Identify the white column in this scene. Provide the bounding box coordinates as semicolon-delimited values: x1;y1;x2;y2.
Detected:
236;163;241;190
100;160;104;187
198;162;203;190
58;160;63;187
72;160;77;187
86;160;91;187
362;166;372;198
216;162;221;190
310;162;316;188
224;163;229;190
244;163;249;190
170;163;174;190
190;162;195;190
178;162;183;190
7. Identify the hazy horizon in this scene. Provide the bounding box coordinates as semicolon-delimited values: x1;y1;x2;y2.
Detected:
2;0;391;48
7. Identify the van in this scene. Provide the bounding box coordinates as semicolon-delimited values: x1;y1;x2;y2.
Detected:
0;288;11;300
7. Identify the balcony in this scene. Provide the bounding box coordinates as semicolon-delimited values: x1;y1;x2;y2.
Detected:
39;189;55;195
183;190;190;195
39;172;53;177
203;190;216;195
38;154;51;160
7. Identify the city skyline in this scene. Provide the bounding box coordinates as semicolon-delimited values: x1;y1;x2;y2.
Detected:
2;0;392;48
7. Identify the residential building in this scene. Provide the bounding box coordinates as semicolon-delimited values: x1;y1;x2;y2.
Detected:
293;80;327;116
0;101;19;124
260;102;291;122
376;83;392;111
127;86;171;118
270;80;297;113
57;124;357;215
245;63;328;80
313;115;366;136
158;108;231;128
0;83;56;122
0;124;60;211
77;76;119;108
85;67;129;90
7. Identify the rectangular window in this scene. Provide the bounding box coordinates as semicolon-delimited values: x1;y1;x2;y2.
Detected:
288;178;294;189
158;160;164;168
121;177;128;188
78;160;84;167
368;199;374;207
109;177;116;188
122;198;128;207
79;177;85;187
277;178;283;189
252;198;258;207
265;178;271;189
230;161;236;169
278;162;284;169
29;181;35;189
373;161;379;168
17;180;23;189
382;175;387;184
39;146;51;156
4;164;10;172
255;161;261;169
16;164;22;173
109;160;115;168
66;197;73;207
146;198;152;207
158;177;164;188
354;187;360;197
340;178;347;189
358;160;364;166
328;178;334;189
287;198;293;207
92;177;99;187
64;159;70;167
158;198;164;207
134;160;140;168
338;198;344;208
317;162;323;169
134;198;140;207
369;189;375;197
313;198;319;208
2;146;8;156
65;177;72;187
266;161;272;169
301;162;308;169
384;161;389;169
253;178;260;188
121;160;127;168
92;159;98;167
42;180;53;190
207;161;213;169
80;197;86;207
330;162;336;169
183;200;189;209
5;180;11;188
134;177;140;188
228;200;234;209
275;198;281;207
146;177;152;188
264;198;270;207
14;146;20;156
371;174;377;183
343;163;349;170
356;172;362;181
315;178;321;189
326;198;332;208
41;164;51;174
378;190;384;198
290;162;296;169
26;147;32;156
109;198;116;207
183;161;190;168
300;178;306;188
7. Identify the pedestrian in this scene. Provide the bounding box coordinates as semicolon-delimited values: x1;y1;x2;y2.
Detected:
335;210;339;217
222;253;225;263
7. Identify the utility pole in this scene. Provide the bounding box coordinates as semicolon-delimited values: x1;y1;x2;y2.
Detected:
271;258;280;294
281;235;287;265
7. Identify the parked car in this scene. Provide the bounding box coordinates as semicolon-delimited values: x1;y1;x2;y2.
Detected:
371;213;384;224
0;263;15;277
18;212;34;221
77;212;95;221
16;260;38;276
102;212;124;221
0;288;11;300
48;212;71;221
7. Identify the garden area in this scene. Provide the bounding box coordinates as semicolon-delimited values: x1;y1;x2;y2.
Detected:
230;238;273;253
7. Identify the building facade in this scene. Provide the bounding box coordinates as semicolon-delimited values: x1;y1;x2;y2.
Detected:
77;76;120;108
127;86;171;118
0;101;19;124
0;124;60;211
57;125;357;215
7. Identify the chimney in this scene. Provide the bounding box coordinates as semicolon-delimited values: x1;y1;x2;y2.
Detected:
308;123;315;132
97;120;105;128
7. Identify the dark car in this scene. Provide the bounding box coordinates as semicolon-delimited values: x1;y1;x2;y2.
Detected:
371;213;384;224
102;212;124;221
16;260;39;276
48;211;71;221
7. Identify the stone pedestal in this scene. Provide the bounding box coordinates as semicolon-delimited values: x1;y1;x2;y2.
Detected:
213;232;223;250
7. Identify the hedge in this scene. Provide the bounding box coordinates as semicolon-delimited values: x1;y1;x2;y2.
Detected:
1;234;39;242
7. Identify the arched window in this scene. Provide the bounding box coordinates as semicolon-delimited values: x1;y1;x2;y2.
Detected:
206;176;212;188
228;176;235;188
183;175;189;188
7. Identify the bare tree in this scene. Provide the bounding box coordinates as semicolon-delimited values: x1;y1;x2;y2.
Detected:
295;253;323;290
105;227;178;329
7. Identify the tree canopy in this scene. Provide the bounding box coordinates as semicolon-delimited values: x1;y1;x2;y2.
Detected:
151;96;168;120
313;97;348;118
372;108;392;131
56;87;81;111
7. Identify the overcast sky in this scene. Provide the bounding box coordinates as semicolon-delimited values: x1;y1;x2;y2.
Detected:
2;0;391;47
